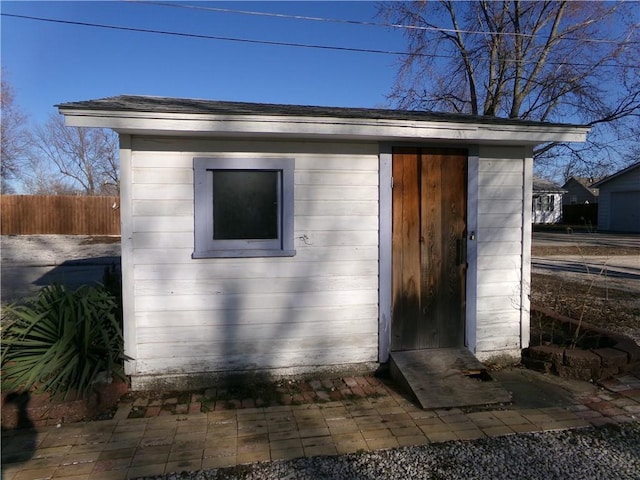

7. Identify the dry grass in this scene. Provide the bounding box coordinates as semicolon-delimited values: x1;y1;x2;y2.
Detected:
531;238;639;347
530;272;640;345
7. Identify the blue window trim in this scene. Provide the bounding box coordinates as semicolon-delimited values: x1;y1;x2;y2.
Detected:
193;157;296;258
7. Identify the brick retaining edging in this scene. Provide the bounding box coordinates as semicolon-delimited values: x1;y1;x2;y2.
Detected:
523;305;640;382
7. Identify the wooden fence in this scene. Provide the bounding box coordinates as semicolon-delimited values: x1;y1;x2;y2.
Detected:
562;203;598;226
1;195;121;235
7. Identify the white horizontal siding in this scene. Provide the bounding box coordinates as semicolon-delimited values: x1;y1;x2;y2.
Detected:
295;171;378;186
135;304;377;328
295;200;377;216
477;254;521;270
475;334;521;354
135;290;378;312
132;184;193;200
295;185;378;201
476;241;522;256
133;216;192;233
137;319;378;345
478;186;524;201
132;230;377;249
135;276;377;296
478;201;522;215
130;137;379;158
478;157;525;173
127;139;380;377
477;227;522;243
295;215;378;231
134;260;378;280
133;245;378;264
474;146;526;355
137;335;377;360
132;200;193;217
133;167;193;184
136;347;377;376
476;282;522;299
476;268;520;285
478;214;522;229
478;171;523;188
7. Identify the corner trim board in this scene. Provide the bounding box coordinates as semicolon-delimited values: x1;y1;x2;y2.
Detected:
378;143;393;363
119;134;137;375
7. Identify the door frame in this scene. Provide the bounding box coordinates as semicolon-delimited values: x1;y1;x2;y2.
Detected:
378;143;480;362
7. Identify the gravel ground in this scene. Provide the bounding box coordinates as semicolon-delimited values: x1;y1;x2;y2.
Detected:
141;423;640;480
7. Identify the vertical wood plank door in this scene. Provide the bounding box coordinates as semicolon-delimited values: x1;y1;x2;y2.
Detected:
392;147;467;351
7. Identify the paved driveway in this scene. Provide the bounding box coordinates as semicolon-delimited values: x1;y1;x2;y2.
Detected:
1;235;120;303
531;231;640;293
533;231;640;249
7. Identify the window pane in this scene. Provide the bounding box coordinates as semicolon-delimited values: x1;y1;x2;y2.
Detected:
212;170;278;240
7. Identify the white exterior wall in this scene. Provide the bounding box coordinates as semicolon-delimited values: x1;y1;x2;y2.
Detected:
472;146;531;360
125;138;380;387
122;137;533;386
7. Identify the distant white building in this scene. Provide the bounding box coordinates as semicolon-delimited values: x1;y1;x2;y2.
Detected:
58;96;589;390
532;177;565;224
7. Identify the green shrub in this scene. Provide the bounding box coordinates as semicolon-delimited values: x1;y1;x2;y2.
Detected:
1;283;128;398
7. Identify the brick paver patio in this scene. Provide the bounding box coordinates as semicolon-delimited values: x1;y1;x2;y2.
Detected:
2;372;639;480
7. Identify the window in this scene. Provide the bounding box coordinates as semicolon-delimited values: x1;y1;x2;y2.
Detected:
193;157;295;258
534;195;555;212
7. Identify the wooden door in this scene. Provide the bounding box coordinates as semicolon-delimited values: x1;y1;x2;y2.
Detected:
392;147;467;350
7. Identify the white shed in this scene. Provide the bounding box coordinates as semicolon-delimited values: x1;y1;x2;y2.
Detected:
592;161;640;233
58;96;589;390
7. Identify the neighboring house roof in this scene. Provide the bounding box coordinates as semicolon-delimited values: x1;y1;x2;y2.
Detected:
533;177;566;194
561;176;599;197
592;161;640;188
57;95;590;145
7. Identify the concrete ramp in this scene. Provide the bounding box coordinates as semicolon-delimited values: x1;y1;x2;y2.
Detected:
390;348;512;409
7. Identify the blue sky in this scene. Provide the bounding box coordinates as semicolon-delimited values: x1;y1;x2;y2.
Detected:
2;1;406;128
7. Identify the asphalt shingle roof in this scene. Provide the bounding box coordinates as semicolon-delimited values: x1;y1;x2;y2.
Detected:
57;95;585;128
533;176;565;193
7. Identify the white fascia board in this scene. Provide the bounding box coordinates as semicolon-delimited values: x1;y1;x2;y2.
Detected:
60;109;590;145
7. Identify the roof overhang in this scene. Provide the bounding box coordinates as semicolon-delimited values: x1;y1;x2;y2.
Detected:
58;102;590;146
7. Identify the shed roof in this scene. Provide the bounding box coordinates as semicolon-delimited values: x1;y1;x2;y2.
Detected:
57;95;590;145
58;95;584;128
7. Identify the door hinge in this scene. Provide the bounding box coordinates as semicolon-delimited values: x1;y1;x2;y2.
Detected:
391;176;394;189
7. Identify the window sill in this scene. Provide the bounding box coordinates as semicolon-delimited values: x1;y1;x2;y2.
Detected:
192;249;297;259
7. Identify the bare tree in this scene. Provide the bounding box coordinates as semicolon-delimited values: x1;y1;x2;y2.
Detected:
379;1;640;180
32;115;119;195
1;73;31;193
20;155;80;195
